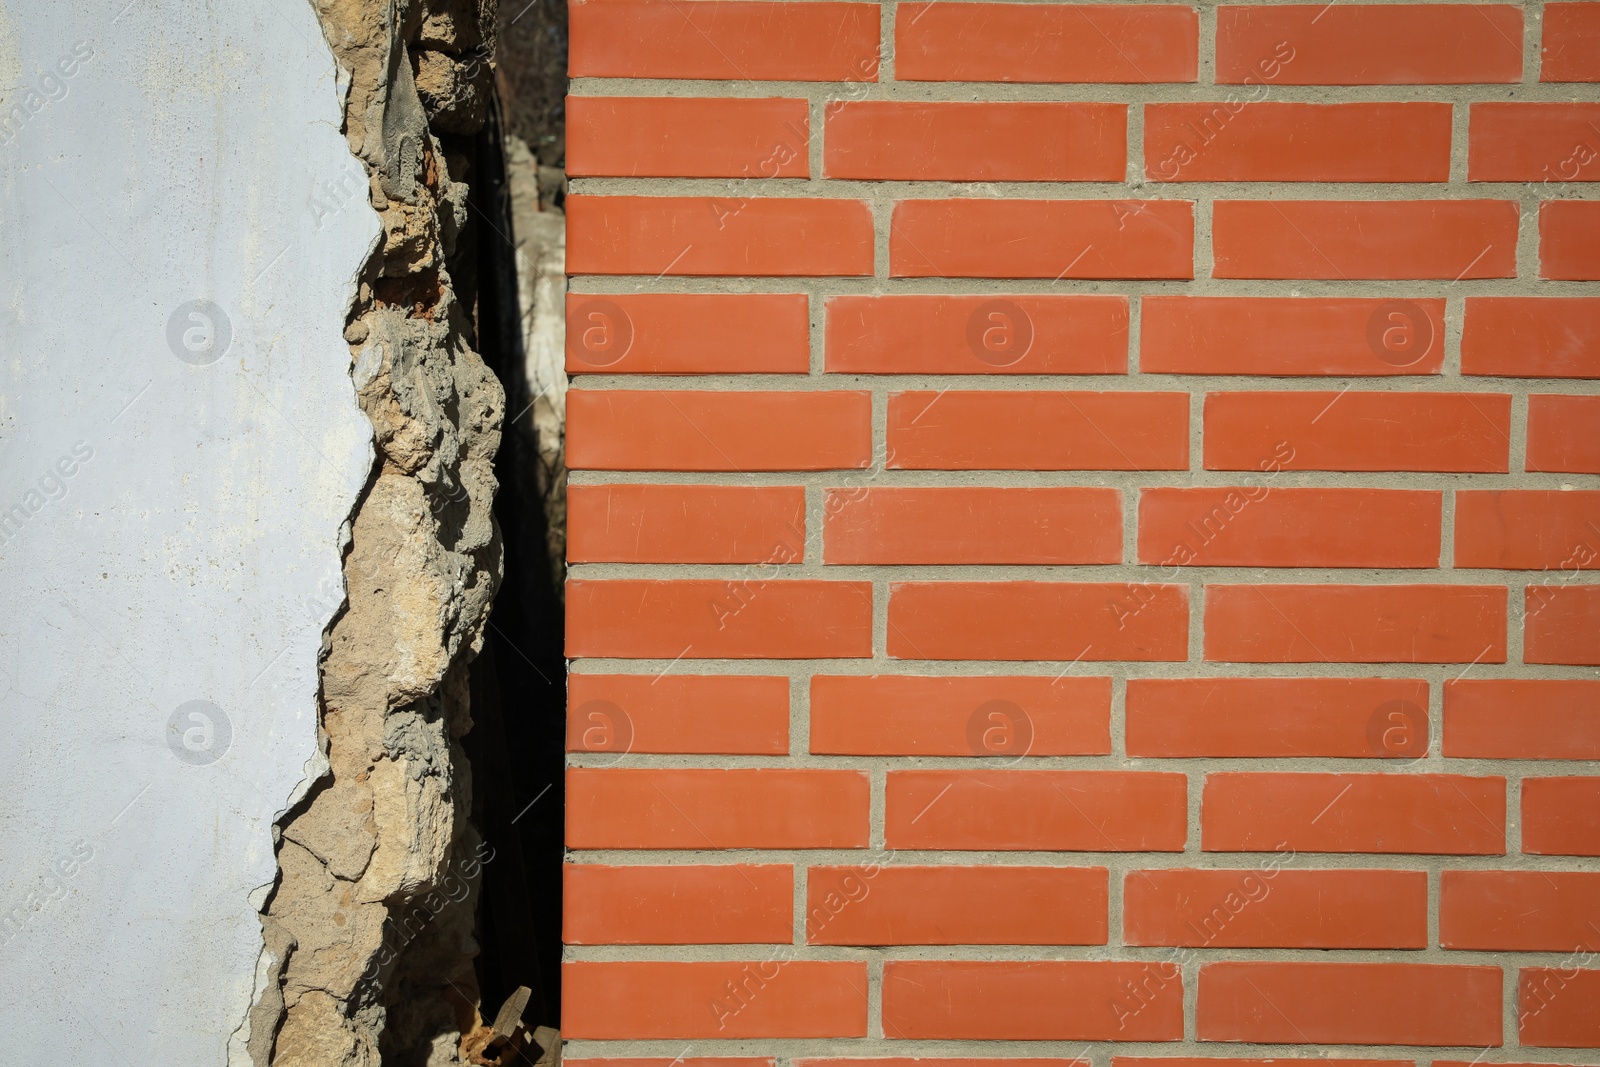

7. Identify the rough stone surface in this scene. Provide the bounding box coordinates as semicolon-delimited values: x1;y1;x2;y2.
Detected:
258;1;505;1063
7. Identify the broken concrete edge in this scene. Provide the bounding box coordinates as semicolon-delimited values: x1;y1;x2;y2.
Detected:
236;0;509;1063
222;22;387;1067
227;217;386;1067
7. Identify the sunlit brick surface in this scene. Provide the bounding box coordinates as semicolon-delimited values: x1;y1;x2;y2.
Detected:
561;0;1600;1056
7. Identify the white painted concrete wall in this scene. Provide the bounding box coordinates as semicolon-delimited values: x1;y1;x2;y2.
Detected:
0;0;378;1060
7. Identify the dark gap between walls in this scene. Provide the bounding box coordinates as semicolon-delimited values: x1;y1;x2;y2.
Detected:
463;92;568;1032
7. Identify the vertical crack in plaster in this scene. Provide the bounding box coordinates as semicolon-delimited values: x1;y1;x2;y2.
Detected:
252;1;505;1063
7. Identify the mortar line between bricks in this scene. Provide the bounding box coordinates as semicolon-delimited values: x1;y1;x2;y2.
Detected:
566;846;1600;870
564;371;1600;389
568;78;1600;106
566;471;1600;490
570;176;1600;198
569;660;1600;683
567;274;1600;294
567;558;1600;581
879;0;896;83
561;1046;1600;1065
1444;291;1467;376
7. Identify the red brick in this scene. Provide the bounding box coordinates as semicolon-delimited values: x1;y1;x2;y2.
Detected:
809;675;1112;757
1141;296;1445;375
1445;679;1600;760
826;102;1125;181
803;1062;1087;1067
1523;777;1600;856
827;294;1127;375
883;960;1184;1040
1441;871;1600;951
888;582;1189;662
565;579;872;659
1469;103;1600;182
888;391;1189;471
1455;490;1600;570
1542;201;1600;281
1212;200;1518;280
566;390;871;471
887;769;1187;850
562;960;867;1039
1543;2;1600;81
1204;391;1511;473
1526;585;1600;665
1204;584;1507;664
563;864;793;944
1529;394;1600;474
1216;5;1523;84
1521;969;1600;1046
566;195;873;277
1121;1060;1408;1067
566;98;809;179
1147;102;1450;182
566;293;809;374
826;487;1122;565
895;3;1198;83
1462;297;1600;377
567;768;869;849
803;1062;1086;1067
1202;772;1506;854
567;485;806;564
1197;962;1503;1045
890;199;1194;280
806;865;1108;945
567;674;789;756
569;1061;772;1067
568;0;881;81
1138;487;1442;568
1126;677;1430;759
1125;868;1427;948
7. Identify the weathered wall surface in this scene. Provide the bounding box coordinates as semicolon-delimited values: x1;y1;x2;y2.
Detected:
0;0;376;1062
1;0;506;1062
560;0;1600;1062
260;1;504;1065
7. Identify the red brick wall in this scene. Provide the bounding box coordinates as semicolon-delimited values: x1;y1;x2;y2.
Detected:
559;0;1600;1059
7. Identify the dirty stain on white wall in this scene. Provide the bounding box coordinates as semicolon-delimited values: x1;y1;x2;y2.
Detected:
0;0;378;1060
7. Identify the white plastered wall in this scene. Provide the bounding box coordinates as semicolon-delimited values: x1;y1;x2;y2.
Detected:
0;0;377;1060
